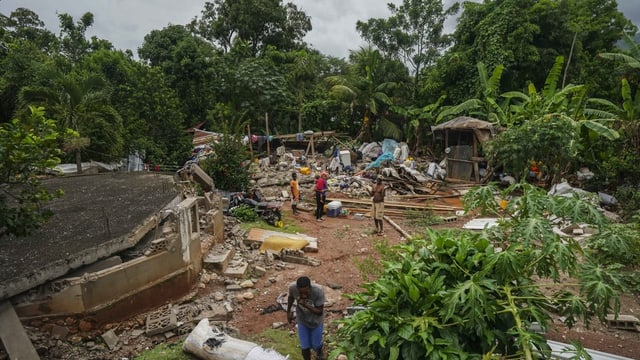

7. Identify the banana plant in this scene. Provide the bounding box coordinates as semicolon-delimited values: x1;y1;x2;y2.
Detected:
391;95;446;152
598;33;640;71
503;56;619;140
588;78;640;150
438;62;510;126
326;47;396;142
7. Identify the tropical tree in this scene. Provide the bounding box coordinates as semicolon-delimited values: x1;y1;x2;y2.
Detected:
503;56;619;141
0;8;57;53
435;0;635;105
327;47;397;141
57;12;94;64
438;62;509;125
333;181;628;359
390;95;445;154
19;67;124;173
0;106;69;236
190;0;311;56
356;0;459;99
139;25;218;127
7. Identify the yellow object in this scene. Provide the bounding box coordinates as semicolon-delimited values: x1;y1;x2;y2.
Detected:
499;199;508;209
300;167;311;175
259;235;308;253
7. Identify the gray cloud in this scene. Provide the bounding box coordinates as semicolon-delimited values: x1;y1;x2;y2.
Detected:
0;0;638;59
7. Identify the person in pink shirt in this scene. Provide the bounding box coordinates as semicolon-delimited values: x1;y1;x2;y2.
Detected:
314;173;327;221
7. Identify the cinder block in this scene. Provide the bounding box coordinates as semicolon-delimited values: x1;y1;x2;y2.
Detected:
146;306;178;336
605;314;640;331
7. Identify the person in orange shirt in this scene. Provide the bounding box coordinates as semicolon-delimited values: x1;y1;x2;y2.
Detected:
290;172;300;215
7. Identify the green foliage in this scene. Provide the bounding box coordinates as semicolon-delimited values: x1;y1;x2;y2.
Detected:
335;181;626;359
405;209;442;228
486;116;579;184
356;0;459;99
230;204;260;222
200;119;251;191
190;0;311;56
247;328;303;360
133;341;194;360
0;106;65;236
585;222;640;265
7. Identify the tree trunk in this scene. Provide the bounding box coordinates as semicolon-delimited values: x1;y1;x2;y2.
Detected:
75;150;82;174
356;113;372;142
563;31;578;88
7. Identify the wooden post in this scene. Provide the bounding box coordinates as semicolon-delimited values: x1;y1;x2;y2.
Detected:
247;125;253;161
472;135;479;183
265;112;270;157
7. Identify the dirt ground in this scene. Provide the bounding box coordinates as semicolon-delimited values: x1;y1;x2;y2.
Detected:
7;189;640;359
228;197;640;359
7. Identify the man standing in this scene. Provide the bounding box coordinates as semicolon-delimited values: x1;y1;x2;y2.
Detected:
287;276;325;360
290;172;300;215
370;174;386;235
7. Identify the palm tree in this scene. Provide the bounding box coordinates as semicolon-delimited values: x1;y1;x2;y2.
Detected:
326;47;396;142
19;67;123;173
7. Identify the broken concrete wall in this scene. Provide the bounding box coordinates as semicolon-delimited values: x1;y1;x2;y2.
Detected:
13;197;204;324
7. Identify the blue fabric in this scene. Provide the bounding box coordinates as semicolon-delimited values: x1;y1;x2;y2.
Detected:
381;138;398;154
365;152;395;170
297;321;323;351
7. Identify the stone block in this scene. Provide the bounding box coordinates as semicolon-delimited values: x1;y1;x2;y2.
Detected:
224;261;249;279
204;248;235;273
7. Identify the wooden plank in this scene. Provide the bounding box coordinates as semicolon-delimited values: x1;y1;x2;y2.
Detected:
383;215;412;238
0;301;39;360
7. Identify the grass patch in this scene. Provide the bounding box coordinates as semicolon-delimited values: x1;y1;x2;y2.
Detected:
405;209;443;227
133;340;195;360
133;329;300;360
247;328;302;360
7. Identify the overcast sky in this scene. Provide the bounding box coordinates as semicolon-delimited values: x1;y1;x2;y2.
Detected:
0;0;638;59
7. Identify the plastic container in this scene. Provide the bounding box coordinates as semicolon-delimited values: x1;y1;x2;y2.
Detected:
339;150;351;167
300;167;311;175
327;200;342;217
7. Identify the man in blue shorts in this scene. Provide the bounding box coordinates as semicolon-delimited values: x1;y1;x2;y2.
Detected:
287;276;325;360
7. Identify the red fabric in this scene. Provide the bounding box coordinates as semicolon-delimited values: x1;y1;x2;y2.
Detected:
315;177;326;192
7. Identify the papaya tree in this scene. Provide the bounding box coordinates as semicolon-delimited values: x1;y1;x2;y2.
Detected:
333;182;628;359
0;106;71;236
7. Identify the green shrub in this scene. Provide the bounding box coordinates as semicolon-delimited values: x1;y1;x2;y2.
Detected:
333;182;627;360
230;204;259;222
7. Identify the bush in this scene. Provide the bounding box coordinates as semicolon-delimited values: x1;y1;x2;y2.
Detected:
486;116;579;184
200;121;251;191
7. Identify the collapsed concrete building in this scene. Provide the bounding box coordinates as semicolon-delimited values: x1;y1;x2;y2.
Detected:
0;172;224;358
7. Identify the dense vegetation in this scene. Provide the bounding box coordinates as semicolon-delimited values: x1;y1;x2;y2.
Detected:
2;1;640;358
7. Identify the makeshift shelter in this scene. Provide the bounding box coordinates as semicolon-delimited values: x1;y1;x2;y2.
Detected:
431;116;498;183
